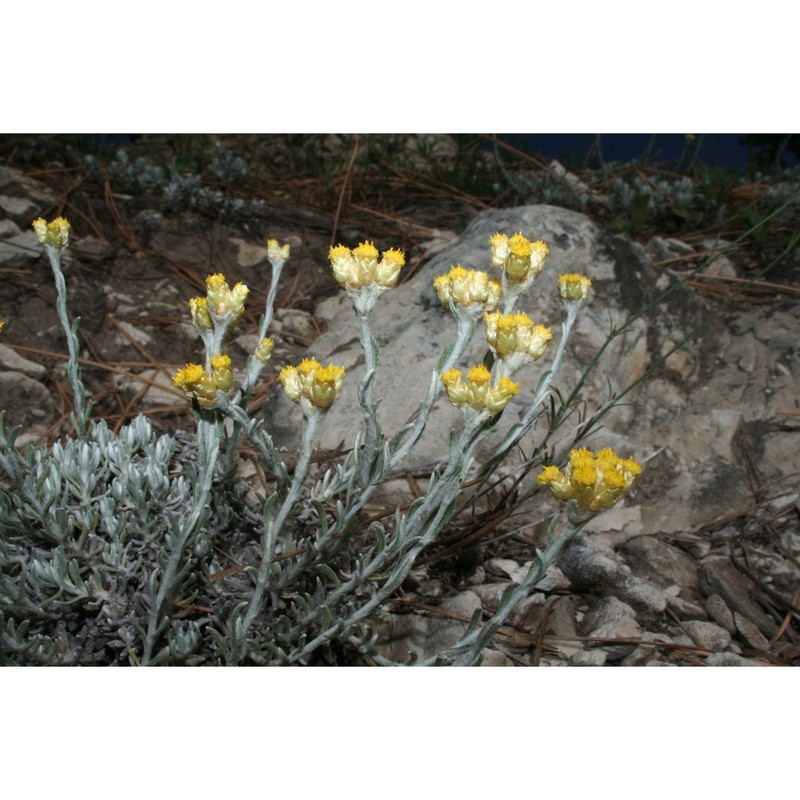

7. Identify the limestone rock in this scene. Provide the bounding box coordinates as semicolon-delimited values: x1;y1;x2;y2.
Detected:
0;371;58;430
251;202;799;548
623;535;699;591
705;653;762;667
570;649;607;666
373;591;485;663
230;237;267;268
677;620;732;652
620;630;672;666
0;219;22;238
699;560;774;636
70;235;115;262
666;591;707;621
0;195;38;221
0;343;47;380
114;368;182;408
559;532;667;615
579;596;642;661
733;612;771;652
0;230;40;268
705;593;736;634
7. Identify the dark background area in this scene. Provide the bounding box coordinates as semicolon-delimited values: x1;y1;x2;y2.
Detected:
497;133;799;172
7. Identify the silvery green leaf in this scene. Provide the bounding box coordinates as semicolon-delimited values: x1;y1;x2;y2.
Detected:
315;563;340;588
437;343;455;372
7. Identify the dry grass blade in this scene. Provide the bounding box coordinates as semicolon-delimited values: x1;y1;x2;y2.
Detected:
674;270;800;302
330;134;360;248
769;586;800;647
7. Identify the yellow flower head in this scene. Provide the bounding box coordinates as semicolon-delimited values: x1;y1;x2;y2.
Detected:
267;238;291;264
558;273;592;302
173;363;219;408
308;364;346;409
0;321;3;334
329;242;405;291
279;358;345;409
441;364;517;414
466;364;491;386
484;312;553;362
32;216;71;250
297;357;322;375
433;266;502;313
204;273;249;320
538;447;641;514
489;232;549;283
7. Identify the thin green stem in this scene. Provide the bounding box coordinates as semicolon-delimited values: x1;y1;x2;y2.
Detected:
219;260;284;478
429;514;587;666
353;309;380;488
485;301;580;470
389;310;477;469
44;245;87;437
235;408;324;657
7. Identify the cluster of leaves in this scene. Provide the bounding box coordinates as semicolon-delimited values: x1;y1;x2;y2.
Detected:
0;415;256;664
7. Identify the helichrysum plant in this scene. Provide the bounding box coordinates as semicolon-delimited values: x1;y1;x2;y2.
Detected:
0;219;641;665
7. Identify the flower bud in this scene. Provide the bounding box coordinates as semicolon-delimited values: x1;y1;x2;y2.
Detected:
267;238;291;264
441;367;468;406
558;273;592;302
210;354;234;393
352;241;379;286
206;274;229;315
254;337;274;363
32;216;71;249
375;248;405;288
278;365;303;401
189;297;212;331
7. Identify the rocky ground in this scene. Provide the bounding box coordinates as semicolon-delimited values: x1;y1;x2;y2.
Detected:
1;135;798;665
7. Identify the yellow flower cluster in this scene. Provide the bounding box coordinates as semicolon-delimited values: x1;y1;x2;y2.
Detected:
538;447;642;513
489;232;549;284
558;273;592;302
173;355;235;408
193;274;249;324
484;311;552;361
267;239;291;264
278;358;346;410
433;266;501;313
328;241;406;291
32;216;71;250
441;364;519;414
